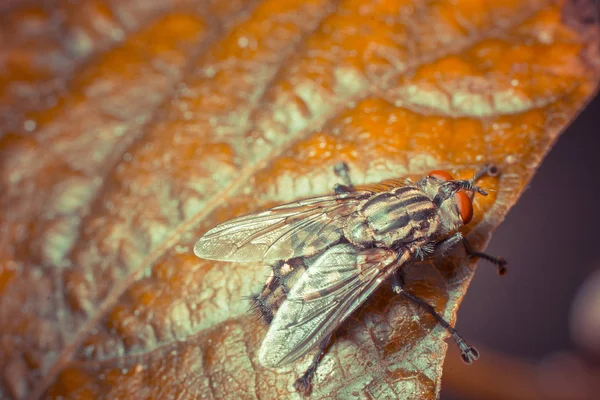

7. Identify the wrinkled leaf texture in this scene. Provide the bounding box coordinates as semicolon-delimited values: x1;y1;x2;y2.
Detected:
0;0;598;399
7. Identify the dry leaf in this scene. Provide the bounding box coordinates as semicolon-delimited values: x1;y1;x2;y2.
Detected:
0;0;598;399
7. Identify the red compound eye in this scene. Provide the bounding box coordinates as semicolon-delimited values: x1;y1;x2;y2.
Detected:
428;170;454;181
428;170;474;224
455;191;473;224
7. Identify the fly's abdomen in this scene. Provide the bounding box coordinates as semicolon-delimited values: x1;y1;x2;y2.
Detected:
349;185;438;247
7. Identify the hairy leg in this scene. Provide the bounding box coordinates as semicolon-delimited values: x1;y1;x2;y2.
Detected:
462;237;508;275
390;272;479;363
430;232;508;276
333;162;354;194
293;334;333;396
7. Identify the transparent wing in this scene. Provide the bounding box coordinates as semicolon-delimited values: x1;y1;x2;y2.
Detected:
355;178;410;193
257;244;412;368
194;191;372;262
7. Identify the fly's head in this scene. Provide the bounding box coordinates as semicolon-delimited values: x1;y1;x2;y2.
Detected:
418;164;497;233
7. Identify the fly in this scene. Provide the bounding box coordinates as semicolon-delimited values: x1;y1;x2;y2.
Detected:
194;163;506;395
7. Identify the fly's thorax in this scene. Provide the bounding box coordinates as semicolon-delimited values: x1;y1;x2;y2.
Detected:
343;216;375;245
343;185;440;248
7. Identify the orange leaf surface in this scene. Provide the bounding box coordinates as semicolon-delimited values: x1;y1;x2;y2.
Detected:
0;1;598;399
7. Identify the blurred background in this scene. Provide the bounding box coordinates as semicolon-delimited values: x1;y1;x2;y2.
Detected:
443;93;600;399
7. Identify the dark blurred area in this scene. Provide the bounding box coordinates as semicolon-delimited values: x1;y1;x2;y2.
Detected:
443;93;600;399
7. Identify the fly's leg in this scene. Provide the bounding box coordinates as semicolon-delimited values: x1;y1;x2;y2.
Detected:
248;263;281;325
390;273;479;363
248;292;274;325
294;333;332;396
462;237;508;276
333;162;354;194
430;233;508;276
430;232;464;256
402;289;480;363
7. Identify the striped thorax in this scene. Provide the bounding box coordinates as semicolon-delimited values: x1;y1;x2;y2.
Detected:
344;174;465;249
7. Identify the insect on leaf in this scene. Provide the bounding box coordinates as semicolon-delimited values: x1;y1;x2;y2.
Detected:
0;1;598;399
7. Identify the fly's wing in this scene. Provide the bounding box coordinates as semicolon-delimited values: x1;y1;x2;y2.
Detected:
355;178;411;193
194;191;372;262
257;244;413;368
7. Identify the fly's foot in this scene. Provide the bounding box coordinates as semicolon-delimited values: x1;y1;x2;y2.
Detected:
457;341;480;364
484;163;499;177
452;329;479;364
463;238;508;276
293;367;316;396
293;334;331;396
468;252;508;276
495;257;508;276
474;163;499;180
334;183;353;194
